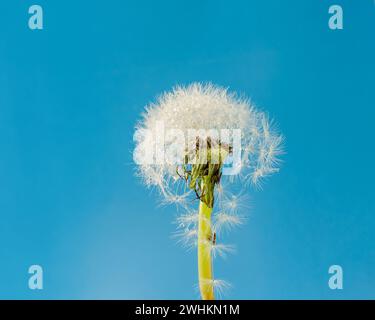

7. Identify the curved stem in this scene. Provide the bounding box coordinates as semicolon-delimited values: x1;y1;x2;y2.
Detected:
198;195;214;300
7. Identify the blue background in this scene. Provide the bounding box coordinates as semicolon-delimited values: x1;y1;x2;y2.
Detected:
0;0;374;299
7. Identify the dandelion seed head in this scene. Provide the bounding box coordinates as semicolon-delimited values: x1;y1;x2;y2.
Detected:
134;83;283;198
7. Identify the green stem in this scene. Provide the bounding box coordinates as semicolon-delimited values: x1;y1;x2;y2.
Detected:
197;179;214;300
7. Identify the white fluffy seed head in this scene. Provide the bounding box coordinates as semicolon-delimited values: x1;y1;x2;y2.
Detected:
134;82;283;195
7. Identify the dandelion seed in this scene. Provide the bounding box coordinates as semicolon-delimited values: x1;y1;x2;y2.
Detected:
215;183;225;200
197;278;232;299
172;228;198;249
252;167;265;186
221;192;250;214
160;189;192;210
175;211;199;229
213;212;245;234
210;242;236;259
264;135;284;167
